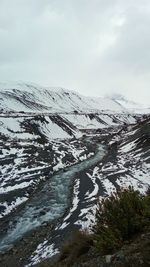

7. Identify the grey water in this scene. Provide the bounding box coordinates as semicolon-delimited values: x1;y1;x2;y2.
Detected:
0;142;105;252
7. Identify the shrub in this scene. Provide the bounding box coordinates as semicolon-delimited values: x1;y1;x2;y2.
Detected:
143;187;150;219
93;187;149;254
59;230;93;266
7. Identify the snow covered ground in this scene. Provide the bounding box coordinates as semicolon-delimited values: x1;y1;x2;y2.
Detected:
0;110;141;221
0;81;143;114
0;82;124;113
0;114;95;219
63;113;137;129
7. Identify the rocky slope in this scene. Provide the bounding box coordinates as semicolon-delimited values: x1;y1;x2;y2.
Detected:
0;111;138;221
0;83;141;221
0;117;149;267
25;117;150;267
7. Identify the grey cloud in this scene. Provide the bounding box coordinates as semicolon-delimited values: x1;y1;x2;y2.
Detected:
107;7;150;72
0;0;149;104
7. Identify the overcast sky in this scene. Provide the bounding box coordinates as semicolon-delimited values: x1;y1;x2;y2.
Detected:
0;0;150;104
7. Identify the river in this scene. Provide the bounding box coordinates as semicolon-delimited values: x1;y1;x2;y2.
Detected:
0;138;105;252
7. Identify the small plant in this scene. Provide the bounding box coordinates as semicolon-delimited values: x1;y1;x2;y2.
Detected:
59;230;93;265
93;187;149;254
38;187;150;267
143;187;150;219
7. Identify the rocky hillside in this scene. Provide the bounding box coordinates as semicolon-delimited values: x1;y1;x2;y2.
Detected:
0;82;149;267
0;117;149;267
0;83;142;221
24;117;150;267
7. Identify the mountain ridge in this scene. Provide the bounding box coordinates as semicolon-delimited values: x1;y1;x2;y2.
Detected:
0;82;128;113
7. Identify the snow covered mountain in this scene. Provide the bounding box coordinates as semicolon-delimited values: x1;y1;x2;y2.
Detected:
0;82;146;222
0;82;126;113
110;93;150;114
1;82;149;115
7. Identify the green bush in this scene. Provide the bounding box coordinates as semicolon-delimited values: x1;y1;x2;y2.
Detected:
143;187;150;220
93;187;149;254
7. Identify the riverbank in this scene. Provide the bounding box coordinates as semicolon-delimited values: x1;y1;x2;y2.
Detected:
0;134;108;267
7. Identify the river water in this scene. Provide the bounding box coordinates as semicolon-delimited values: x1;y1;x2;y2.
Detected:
0;140;105;252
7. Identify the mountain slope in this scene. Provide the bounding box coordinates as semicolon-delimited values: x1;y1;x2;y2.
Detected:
0;82;126;113
0;82;145;223
110;93;150;114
